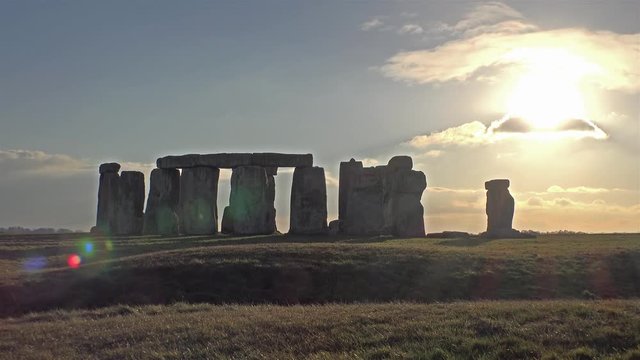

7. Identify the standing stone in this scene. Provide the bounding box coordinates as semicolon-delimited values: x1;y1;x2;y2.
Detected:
95;163;120;234
339;159;363;222
180;167;219;235
115;171;145;235
343;167;386;235
384;168;426;237
290;167;328;234
144;168;180;235
485;179;515;237
223;166;276;235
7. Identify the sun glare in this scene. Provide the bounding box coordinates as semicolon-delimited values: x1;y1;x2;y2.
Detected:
504;48;595;130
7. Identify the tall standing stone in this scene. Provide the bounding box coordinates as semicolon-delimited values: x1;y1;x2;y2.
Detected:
115;171;145;235
343;166;386;235
384;168;426;237
290;166;328;234
144;168;180;235
485;179;515;237
222;166;276;235
95;163;121;234
180;167;219;235
339;159;363;223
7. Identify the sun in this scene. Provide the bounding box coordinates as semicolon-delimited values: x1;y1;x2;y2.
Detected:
503;48;593;130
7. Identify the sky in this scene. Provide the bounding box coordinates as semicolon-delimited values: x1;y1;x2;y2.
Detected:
0;1;638;233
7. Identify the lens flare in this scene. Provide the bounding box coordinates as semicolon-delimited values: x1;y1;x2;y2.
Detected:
84;242;94;254
67;254;82;269
23;256;47;272
105;240;114;251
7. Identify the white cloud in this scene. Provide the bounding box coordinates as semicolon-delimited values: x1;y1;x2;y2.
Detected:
546;185;624;194
380;2;640;92
398;24;424;35
0;149;91;178
406;116;608;149
407;121;493;148
361;17;384;31
361;158;380;167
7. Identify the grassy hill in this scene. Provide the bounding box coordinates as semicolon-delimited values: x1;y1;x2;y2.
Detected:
1;233;639;315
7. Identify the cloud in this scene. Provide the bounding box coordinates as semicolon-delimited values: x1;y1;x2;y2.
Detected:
438;2;529;37
406;116;608;149
361;17;384;31
398;24;424;35
380;2;640;92
546;185;618;194
488;116;608;139
407;121;493;148
0;149;91;178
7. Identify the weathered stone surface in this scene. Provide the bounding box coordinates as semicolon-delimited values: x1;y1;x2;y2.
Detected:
144;168;180;235
115;171;145;235
156;153;312;169
485;179;515;237
180;167;219;235
221;206;233;234
328;220;341;236
290;167;328;234
339;156;426;236
338;159;363;222
250;153;312;168
343;167;385;235
384;169;426;237
95;169;120;234
222;166;276;235
387;156;413;171
99;162;121;174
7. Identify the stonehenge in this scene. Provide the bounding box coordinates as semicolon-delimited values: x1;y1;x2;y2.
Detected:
93;153;532;239
222;166;276;235
339;156;427;236
144;168;180;235
94;165;145;236
115;171;145;235
180;167;220;235
98;153;550;239
290;167;328;234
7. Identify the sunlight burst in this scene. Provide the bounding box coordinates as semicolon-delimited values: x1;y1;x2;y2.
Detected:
504;48;596;130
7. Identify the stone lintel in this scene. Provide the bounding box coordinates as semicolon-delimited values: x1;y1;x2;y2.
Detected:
156;153;312;169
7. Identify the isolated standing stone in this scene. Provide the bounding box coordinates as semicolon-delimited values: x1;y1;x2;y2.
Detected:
115;171;145;235
95;163;120;234
180;167;219;235
290;167;328;234
223;166;276;235
485;179;515;237
144;168;180;235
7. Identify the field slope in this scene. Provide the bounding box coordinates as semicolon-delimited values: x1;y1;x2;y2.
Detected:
0;233;638;315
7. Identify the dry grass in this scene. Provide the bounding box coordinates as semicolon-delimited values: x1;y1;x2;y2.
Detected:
1;300;639;359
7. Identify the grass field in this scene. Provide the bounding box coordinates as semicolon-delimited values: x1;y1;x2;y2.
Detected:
2;300;639;359
1;233;639;315
1;233;639;359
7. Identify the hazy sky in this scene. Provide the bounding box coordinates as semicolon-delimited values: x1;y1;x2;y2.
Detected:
1;1;638;232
